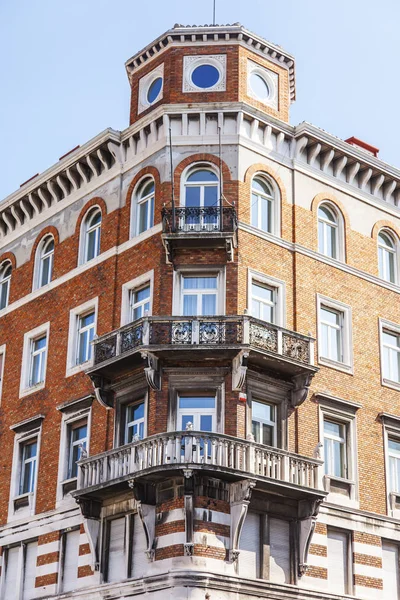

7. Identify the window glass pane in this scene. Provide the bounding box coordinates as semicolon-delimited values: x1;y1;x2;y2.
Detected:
135;286;150;303
252;282;274;303
321;307;339;326
127;402;145;421
24;442;37;460
31;354;43;385
204;185;218;207
179;397;215;409
41;256;51;286
202;294;216;315
319;205;336;222
185;186;201;207
72;425;87;443
183;276;217;289
0;280;9;309
327;224;336;258
383;331;399;347
181;415;194;430
260;197;271;232
81;313;94;328
200;415;212;431
140;180;154;197
187;170;218;182
252;178;271;196
324;420;342;437
252;400;273;421
183;295;197;316
389;439;400;453
86;230;97;260
251;193;258;228
262;423;274;446
138;201;148;234
318;220;325;254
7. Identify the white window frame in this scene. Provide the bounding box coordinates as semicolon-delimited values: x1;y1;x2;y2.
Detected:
382;414;400;518
176;394;217;432
317;395;359;507
130;177;156;239
8;417;43;521
79;207;102;266
114;382;149;447
56;404;92;505
0;539;39;600
317;294;353;373
66;297;98;377
247;269;285;327
378;230;399;284
250;173;281;237
0;260;12;311
124;399;146;443
172;266;225;316
379;318;400;391
0;344;5;404
121;270;154;326
251;398;277;447
317;201;345;262
19;322;50;398
33;235;54;291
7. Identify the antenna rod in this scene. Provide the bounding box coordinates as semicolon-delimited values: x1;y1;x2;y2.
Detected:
213;0;216;25
169;125;176;233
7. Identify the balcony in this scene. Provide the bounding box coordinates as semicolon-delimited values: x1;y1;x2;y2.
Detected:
161;205;238;262
75;430;323;501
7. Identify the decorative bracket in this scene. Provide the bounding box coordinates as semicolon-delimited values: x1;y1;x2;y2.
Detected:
232;351;249;391
184;494;194;557
229;479;256;562
226;237;234;262
89;374;113;409
290;372;314;409
297;498;323;577
76;497;102;571
141;351;161;390
129;480;156;561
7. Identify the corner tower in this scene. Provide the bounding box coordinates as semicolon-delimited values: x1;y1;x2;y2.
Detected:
125;23;295;125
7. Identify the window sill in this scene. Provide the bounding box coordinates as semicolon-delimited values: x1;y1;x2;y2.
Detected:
324;475;358;507
13;492;33;513
66;360;93;378
318;357;353;375
382;378;400;392
19;381;46;398
61;477;78;496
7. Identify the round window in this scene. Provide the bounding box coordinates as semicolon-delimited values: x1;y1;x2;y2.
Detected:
191;64;220;89
147;77;163;104
250;72;270;101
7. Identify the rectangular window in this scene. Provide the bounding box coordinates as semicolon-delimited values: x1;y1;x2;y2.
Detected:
239;512;261;579
388;437;400;493
382;541;400;600
67;421;87;479
182;275;218;316
60;529;80;593
124;401;145;444
2;541;38;600
105;517;127;583
382;330;400;384
252;400;276;446
177;395;216;432
29;335;47;386
20;439;38;495
320;306;343;362
317;296;352;372
327;528;351;595
76;312;95;365
324;419;347;478
3;545;20;599
22;540;38;600
129;285;150;322
251;281;276;323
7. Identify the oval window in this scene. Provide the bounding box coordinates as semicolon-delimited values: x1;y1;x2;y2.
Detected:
250;73;270;101
191;64;220;89
147;77;163;104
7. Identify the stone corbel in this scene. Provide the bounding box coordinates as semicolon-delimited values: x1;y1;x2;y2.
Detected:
129;480;156;561
290;372;314;409
89;374;113;409
232;350;249;391
76;497;102;571
297;498;323;577
229;479;256;562
226;237;234;262
141;351;161;391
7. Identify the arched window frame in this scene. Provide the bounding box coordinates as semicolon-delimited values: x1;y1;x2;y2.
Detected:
378;229;399;284
79;207;102;265
33;235;54;290
180;163;221;230
0;261;12;310
250;173;280;237
131;177;155;238
317;202;345;262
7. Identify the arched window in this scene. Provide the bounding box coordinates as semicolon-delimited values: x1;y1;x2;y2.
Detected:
82;207;101;263
318;204;339;259
136;178;155;235
251;176;274;233
378;230;397;283
35;236;54;289
0;261;12;310
183;166;219;229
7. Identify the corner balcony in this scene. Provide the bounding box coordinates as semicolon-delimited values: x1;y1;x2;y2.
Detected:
74;430;324;502
161;205;238;262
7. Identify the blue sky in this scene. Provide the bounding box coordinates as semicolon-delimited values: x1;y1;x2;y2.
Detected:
0;0;398;200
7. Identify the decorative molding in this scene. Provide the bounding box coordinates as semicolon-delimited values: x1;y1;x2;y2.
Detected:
89;374;113;409
290;373;314;409
297;498;323;577
141;351;161;390
232;350;249;391
138;63;164;115
184;495;194;556
183;55;226;93
128;480;156;561
75;497;102;571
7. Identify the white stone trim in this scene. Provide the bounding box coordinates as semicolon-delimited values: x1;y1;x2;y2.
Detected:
311;533;327;547
182;55;226;93
120;269;154;326
353;542;382;558
172;264;226;316
247;59;278;110
19;321;50;398
36;540;60;556
352;563;382;579
156;532;185;548
194;508;230;526
316;294;353;374
138;63;164;114
35;561;59;577
65;297;98;377
353;586;382;600
378;318;400;392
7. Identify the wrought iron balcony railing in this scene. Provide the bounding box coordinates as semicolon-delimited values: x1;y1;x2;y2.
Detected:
161;205;237;234
92;315;314;368
76;430;323;493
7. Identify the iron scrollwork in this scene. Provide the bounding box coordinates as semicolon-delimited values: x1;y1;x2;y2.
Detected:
250;322;278;352
283;333;310;364
120;322;143;353
94;335;117;364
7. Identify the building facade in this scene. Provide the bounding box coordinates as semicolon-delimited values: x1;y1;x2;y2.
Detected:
0;22;399;600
